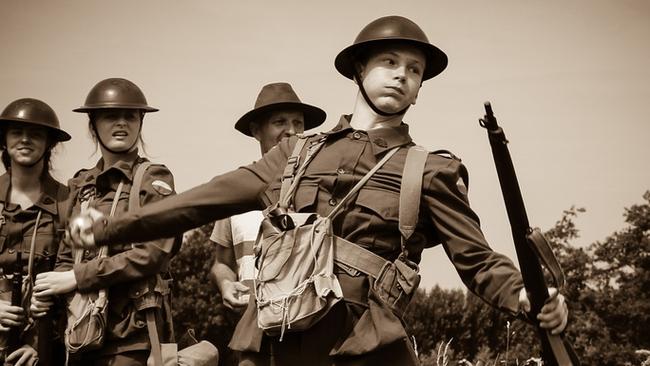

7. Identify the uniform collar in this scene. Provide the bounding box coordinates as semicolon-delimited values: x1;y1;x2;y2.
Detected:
325;115;413;156
77;149;142;189
0;172;60;216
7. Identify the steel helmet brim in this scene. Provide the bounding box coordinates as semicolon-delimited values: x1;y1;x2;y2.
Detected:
0;98;71;142
73;78;159;114
72;104;159;113
335;38;448;81
0;116;72;142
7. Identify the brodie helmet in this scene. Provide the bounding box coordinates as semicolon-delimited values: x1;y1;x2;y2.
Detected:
335;15;448;82
73;78;158;113
0;98;71;142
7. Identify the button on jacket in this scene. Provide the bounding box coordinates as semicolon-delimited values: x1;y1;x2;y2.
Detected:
93;116;525;356
0;172;68;364
56;151;181;356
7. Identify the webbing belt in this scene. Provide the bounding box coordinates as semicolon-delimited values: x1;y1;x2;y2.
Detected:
332;236;387;279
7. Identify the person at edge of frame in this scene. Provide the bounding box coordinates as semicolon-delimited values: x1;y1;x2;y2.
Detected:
65;16;569;366
0;98;71;366
30;78;182;366
208;82;326;313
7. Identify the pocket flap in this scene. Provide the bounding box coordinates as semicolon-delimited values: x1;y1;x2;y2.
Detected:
394;259;420;296
356;188;399;221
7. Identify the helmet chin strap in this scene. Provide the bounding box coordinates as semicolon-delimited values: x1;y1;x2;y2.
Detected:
354;72;410;117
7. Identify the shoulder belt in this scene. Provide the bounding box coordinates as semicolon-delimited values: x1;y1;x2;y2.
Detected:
334;145;429;275
129;161;153;211
277;134;327;210
131;161;169;366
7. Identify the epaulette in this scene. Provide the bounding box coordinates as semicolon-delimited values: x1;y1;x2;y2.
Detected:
431;149;461;161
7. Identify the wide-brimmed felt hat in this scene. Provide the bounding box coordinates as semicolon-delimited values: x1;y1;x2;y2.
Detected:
0;98;71;142
235;83;326;137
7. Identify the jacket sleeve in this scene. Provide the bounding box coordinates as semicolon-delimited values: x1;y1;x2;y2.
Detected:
54;179;81;272
73;165;181;292
93;137;295;247
422;156;524;316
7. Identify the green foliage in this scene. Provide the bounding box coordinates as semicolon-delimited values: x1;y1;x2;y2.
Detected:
169;223;240;366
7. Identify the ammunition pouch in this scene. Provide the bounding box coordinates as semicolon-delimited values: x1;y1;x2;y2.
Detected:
333;237;420;318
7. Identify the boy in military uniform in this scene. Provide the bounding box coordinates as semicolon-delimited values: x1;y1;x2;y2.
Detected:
67;16;569;366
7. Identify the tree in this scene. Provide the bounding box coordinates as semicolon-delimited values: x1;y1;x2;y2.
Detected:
170;223;240;366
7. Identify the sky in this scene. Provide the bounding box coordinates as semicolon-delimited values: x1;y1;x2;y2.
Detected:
1;0;649;289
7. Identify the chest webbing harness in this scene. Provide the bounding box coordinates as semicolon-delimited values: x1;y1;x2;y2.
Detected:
278;134;428;318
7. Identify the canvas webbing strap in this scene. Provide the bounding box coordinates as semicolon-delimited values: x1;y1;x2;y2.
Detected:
147;310;163;366
129;162;152;212
327;146;400;220
73;181;124;264
26;210;42;284
333;236;387;279
130;162;164;366
333;145;429;276
398;146;428;254
278;135;326;209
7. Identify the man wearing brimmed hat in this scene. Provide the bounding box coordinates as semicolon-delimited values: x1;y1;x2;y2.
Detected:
67;16;569;366
209;83;325;313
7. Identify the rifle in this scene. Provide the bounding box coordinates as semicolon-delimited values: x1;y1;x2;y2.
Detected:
479;102;580;366
7;250;23;354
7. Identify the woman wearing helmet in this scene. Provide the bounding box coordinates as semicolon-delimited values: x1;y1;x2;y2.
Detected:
31;78;181;366
0;98;70;366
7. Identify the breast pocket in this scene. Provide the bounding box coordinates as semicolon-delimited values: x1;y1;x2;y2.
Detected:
294;183;319;213
350;188;401;253
355;188;400;223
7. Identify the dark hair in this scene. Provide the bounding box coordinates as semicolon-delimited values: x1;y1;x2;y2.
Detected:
0;126;58;175
87;110;149;156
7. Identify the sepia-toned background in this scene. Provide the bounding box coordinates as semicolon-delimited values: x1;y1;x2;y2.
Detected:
1;0;648;289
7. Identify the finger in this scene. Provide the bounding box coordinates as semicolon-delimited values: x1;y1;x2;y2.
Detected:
233;282;250;292
5;348;22;362
518;287;531;313
546;287;559;301
87;207;104;220
15;350;32;366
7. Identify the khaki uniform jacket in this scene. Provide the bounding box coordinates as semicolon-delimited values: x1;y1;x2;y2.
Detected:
92;116;525;355
0;172;68;364
56;151;181;356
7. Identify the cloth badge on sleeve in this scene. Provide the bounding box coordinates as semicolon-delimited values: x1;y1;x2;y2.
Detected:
152;180;173;196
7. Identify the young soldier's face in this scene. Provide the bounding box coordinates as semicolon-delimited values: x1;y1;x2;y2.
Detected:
92;109;142;153
5;124;49;167
251;110;305;154
358;44;426;114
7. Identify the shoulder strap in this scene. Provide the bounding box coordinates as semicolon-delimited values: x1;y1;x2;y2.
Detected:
130;161;153;211
133;161;165;366
399;145;429;256
278;135;327;209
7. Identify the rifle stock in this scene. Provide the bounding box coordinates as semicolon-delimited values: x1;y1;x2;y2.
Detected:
479;102;580;366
